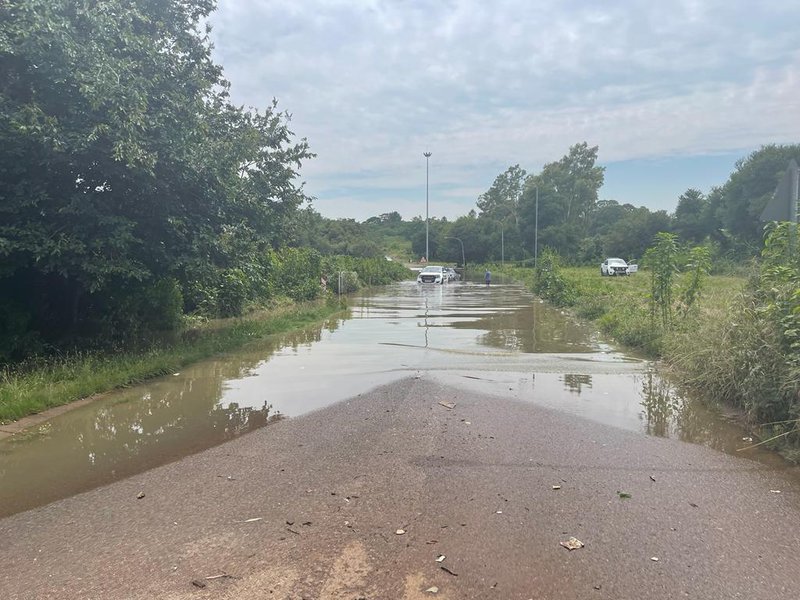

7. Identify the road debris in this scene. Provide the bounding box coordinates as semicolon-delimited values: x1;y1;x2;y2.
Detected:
441;565;458;576
650;557;659;562
649;475;656;482
560;537;584;550
191;579;207;588
237;517;262;523
552;485;561;490
136;491;145;499
770;490;781;494
436;555;446;562
396;529;406;535
438;401;456;410
617;491;631;500
425;586;439;593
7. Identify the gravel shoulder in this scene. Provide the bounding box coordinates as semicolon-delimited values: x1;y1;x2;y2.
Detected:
1;377;798;599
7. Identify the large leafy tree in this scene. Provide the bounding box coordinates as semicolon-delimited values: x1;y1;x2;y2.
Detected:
519;142;605;261
672;189;709;244
0;0;311;343
712;144;800;248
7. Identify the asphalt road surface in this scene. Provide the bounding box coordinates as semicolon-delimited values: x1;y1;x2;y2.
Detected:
1;377;798;599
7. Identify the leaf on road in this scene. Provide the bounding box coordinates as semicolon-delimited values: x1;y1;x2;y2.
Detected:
560;537;584;550
617;491;632;500
396;529;406;535
425;586;439;593
436;555;446;562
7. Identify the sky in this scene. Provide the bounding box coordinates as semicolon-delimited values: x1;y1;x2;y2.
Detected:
208;0;800;221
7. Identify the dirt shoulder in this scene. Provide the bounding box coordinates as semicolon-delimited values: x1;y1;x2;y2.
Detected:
1;377;798;599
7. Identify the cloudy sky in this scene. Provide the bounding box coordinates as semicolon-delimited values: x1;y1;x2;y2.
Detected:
209;0;800;221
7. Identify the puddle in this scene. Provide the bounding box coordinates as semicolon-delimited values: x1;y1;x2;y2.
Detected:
0;280;791;517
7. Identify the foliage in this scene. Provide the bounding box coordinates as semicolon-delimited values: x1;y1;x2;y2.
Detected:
321;256;411;293
677;246;711;317
0;0;312;352
644;232;680;327
476;164;527;259
673;189;710;244
710;144;800;248
270;248;323;302
0;302;342;423
532;249;576;307
666;223;800;453
519;142;605;258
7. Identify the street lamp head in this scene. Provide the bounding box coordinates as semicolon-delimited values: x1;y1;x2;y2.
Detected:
423;151;432;158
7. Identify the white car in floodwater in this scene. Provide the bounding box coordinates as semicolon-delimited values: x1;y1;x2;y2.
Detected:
417;265;447;284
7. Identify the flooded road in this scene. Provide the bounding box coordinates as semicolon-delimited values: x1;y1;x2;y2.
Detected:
0;279;781;517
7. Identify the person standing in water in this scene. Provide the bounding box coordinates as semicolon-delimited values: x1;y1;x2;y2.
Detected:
484;269;491;286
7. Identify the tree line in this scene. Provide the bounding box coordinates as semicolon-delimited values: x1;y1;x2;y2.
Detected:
298;142;800;269
0;0;337;360
3;1;798;363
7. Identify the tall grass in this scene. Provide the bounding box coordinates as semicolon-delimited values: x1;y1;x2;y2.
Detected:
0;302;341;423
505;258;800;459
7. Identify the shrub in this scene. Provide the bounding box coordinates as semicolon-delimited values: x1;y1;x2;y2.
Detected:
532;249;575;307
270;247;323;302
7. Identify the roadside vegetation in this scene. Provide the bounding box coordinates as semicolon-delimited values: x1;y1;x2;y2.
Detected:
502;224;800;459
0;302;338;423
1;1;798;453
0;253;410;423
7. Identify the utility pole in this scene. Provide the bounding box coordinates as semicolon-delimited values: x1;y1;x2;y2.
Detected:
424;151;432;261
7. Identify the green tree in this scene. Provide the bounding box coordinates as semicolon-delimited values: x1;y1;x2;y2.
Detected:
713;144;800;250
673;189;709;244
0;0;312;349
519;142;605;261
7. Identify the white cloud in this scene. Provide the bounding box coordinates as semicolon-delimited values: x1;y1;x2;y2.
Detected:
209;1;800;220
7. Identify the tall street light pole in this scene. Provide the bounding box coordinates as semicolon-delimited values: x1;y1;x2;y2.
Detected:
534;185;539;269
424;152;432;261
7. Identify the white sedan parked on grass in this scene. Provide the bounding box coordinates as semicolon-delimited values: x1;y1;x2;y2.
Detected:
600;257;630;276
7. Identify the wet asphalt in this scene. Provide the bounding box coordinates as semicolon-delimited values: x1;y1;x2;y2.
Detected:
0;376;798;599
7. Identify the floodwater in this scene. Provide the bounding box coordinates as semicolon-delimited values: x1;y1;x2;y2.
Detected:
0;278;786;517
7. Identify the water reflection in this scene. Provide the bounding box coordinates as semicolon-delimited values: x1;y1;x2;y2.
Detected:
1;280;790;518
563;373;593;394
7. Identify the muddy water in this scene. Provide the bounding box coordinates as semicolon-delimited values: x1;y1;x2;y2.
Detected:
0;279;783;517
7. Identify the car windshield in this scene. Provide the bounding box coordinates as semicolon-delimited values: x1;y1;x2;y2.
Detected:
421;266;442;272
608;258;626;265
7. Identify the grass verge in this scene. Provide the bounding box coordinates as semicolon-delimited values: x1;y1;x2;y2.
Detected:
502;265;744;358
503;264;800;460
0;300;343;424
